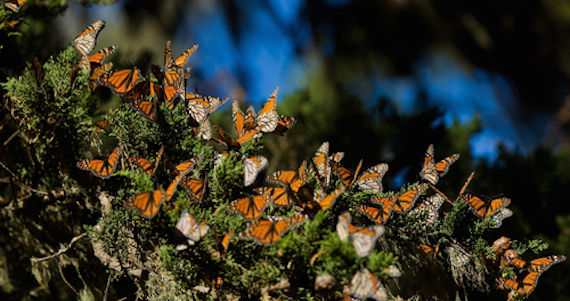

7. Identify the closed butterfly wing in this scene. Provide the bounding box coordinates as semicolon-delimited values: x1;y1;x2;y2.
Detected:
419;144;438;185
267;169;305;192
193;120;211;140
491;207;512;228
97;68;141;96
336;212;352;241
211;122;242;151
72;20;106;56
332;161;359;188
232;99;246;137
408;194;444;230
391;184;428;214
356;163;389;193
227;194;271;220
3;0;28;12
255;87;279;133
349;225;385;258
77;145;122;179
449;243;470;267
124;189;165;219
174;209;209;251
350;268;387;301
243;155;268;187
313;142;331;187
462;194;511;218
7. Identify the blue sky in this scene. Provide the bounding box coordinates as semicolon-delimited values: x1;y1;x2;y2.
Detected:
60;0;543;162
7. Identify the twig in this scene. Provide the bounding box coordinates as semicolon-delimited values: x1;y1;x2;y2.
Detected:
103;273;112;301
0;160;48;195
3;129;20;146
30;233;87;263
58;262;79;296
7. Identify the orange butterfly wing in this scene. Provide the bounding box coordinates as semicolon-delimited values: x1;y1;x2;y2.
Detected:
462;194;510;218
227;194;271;220
255;87;279;133
89;46;116;70
255;187;296;207
239;217;297;245
393;184;428;214
124;189;165;219
97;68;141;96
270;115;296;136
356;205;392;225
77;146;122;179
315;186;346;211
181;178;207;202
89;62;113;91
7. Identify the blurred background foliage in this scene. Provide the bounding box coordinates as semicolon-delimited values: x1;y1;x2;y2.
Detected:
2;0;570;300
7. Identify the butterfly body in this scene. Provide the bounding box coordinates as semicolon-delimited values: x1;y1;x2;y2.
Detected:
77;146;122;179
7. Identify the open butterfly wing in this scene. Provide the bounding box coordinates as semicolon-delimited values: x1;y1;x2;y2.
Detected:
77;145;122;179
227;194;271;220
391;184;428;214
356;205;392;225
97;68;141;96
124;189;165;219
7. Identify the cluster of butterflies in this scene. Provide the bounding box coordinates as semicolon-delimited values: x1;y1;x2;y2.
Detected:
497;253;566;297
70;19;566;301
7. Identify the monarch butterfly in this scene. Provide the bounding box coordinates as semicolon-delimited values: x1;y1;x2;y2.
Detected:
92;120;111;134
162;68;190;109
72;20;106;57
372;184;428;215
164;41;198;71
77;145;122;179
124;72;162;104
461;193;511;219
427;171;475;205
192;120;211;141
384;265;402;278
417;244;439;257
174;209;209;252
504;255;566;273
238;215;306;245
491;207;512;228
349;268;387;301
247;87;280;133
496;271;541;297
130;146;164;176
162;156;206;201
232;100;261;140
448;243;470;267
332;160;389;193
211;121;261;151
313;142;345;189
221;228;234;253
88;46;116;70
309;186;346;211
270;115;296;136
214;152;268;187
1;19;21;29
3;0;27;12
227;194;271;221
356;204;393;225
407;194;444;230
419;144;460;185
88;62;113;91
124;172;186;219
347;221;385;257
255;161;309;207
336;212;353;241
97;68;142;96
